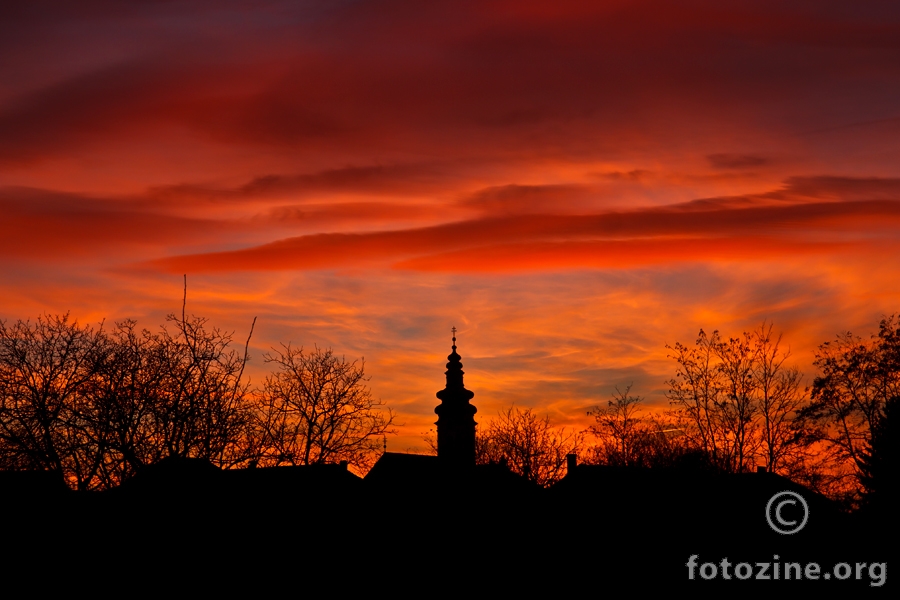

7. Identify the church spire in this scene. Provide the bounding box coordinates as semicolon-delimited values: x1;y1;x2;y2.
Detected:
444;327;465;390
435;328;477;466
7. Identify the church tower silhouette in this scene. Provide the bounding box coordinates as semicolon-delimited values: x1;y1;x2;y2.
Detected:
434;328;477;465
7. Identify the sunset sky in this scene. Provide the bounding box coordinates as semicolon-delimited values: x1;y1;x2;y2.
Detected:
2;0;900;452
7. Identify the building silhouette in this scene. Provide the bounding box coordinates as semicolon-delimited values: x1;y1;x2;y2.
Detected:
366;330;484;482
364;332;533;499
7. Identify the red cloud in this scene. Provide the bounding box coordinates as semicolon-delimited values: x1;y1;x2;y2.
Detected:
0;187;234;260
145;196;900;273
394;237;857;272
4;1;899;168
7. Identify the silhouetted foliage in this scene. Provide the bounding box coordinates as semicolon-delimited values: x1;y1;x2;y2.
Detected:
802;316;900;494
856;396;898;518
253;344;396;473
476;406;582;487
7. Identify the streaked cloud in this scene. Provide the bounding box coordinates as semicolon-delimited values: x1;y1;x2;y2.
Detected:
145;186;900;273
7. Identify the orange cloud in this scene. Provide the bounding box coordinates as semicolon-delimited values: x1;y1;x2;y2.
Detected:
144;193;900;273
395;237;858;272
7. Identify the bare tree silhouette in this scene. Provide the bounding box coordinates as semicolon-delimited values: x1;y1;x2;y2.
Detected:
0;306;256;490
476;406;582;487
666;322;811;475
587;385;684;467
144;311;255;468
253;344;395;473
0;314;108;490
588;384;646;466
